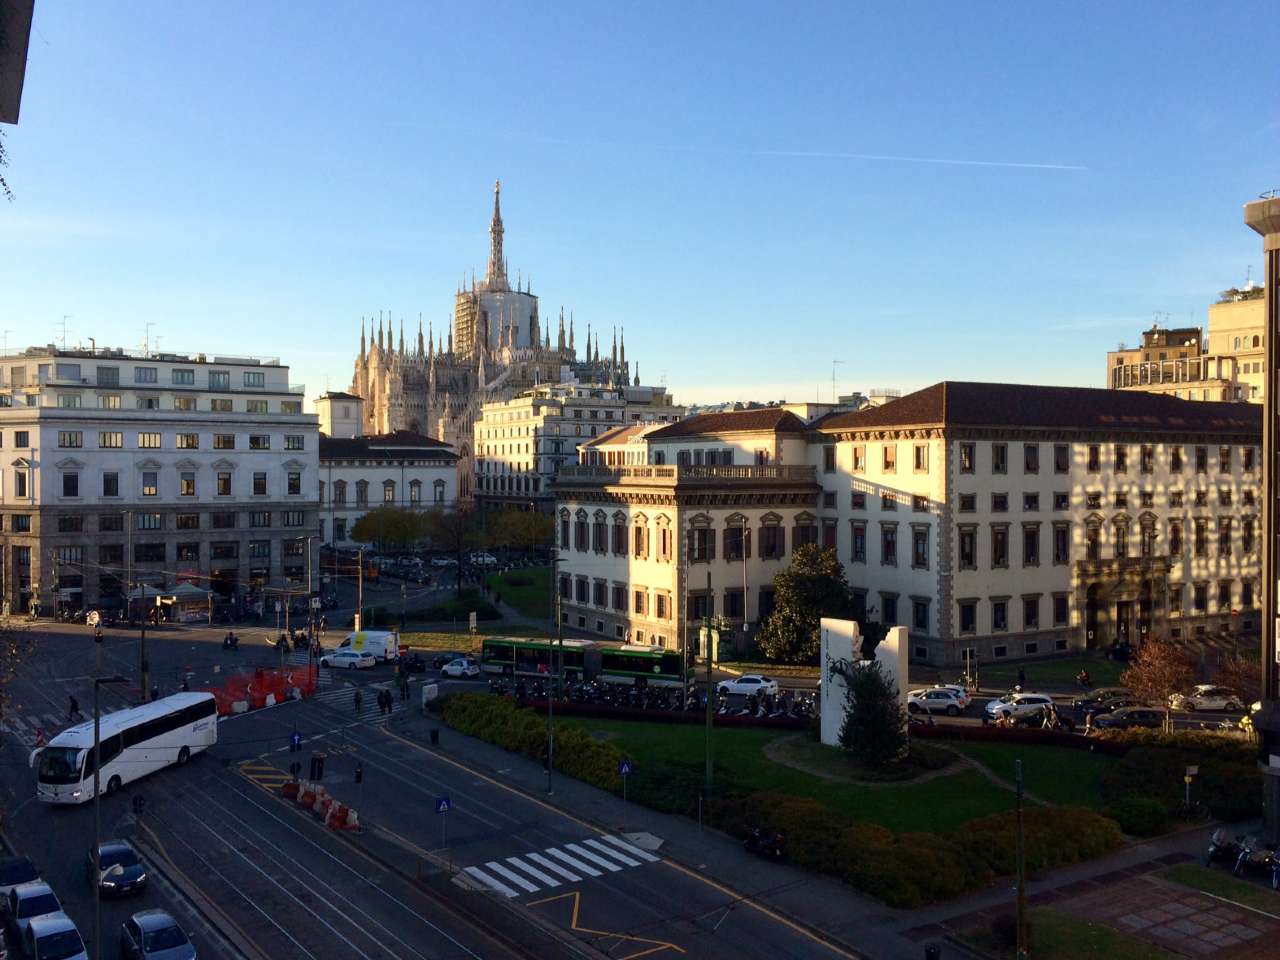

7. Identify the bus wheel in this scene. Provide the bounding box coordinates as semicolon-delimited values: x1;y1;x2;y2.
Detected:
106;776;122;796
177;746;190;766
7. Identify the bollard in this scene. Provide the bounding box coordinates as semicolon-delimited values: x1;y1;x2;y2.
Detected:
430;728;439;746
924;944;941;960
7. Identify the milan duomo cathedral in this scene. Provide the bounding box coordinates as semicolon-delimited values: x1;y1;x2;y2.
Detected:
350;180;639;458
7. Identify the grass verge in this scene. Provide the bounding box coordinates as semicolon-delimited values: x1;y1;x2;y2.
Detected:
1163;863;1280;914
945;741;1118;808
777;734;955;782
963;907;1171;960
979;655;1125;691
485;566;551;619
715;661;819;679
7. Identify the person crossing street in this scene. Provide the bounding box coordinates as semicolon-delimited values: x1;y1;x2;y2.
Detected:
68;695;83;722
353;687;363;715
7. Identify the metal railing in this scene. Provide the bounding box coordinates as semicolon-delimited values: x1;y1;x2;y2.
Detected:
556;464;817;483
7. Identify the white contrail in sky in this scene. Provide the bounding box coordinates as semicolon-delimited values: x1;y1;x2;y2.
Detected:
515;133;1087;171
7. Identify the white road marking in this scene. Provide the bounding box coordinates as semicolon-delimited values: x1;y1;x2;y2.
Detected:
565;842;623;872
463;865;517;898
504;857;560;888
483;861;540;893
601;834;661;862
584;837;640;867
546;848;601;877
526;852;581;882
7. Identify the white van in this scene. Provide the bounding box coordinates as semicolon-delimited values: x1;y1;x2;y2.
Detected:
335;630;400;663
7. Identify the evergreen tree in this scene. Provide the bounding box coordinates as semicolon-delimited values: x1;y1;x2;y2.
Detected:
838;659;907;768
755;544;851;664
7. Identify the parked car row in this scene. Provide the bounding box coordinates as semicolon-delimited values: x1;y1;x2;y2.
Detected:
1;843;195;960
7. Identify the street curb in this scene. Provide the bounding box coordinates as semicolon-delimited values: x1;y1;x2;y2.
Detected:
384;719;868;960
133;824;264;960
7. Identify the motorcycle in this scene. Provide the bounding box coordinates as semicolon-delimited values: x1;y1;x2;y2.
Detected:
1207;828;1244;867
1233;836;1280;889
743;827;786;861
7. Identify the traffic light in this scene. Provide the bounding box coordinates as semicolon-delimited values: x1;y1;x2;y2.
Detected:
290;730;302;752
354;762;363;785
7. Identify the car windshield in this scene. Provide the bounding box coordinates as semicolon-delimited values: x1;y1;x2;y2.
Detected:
19;892;59;917
99;848;138;870
35;928;85;960
0;860;37;885
143;924;189;950
37;748;84;785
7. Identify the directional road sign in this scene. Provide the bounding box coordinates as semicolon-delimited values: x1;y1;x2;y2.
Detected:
436;795;451;814
619;759;632;777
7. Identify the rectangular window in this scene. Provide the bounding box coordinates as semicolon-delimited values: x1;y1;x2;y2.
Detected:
852;445;866;472
176;433;199;449
213;434;235;450
134;367;157;383
283;510;305;527
880;524;897;566
1053;492;1069;510
991;493;1008;512
1022;524;1039;566
913;444;928;472
252;472;267;496
881;493;897;511
138;432;161;449
1193;584;1208;613
55;362;81;380
141;471;158;497
212;512;236;529
633;590;647;615
882;444;896;473
1218;518;1232;557
247;399;268;414
102;472;119;497
58;431;83;448
958;526;976;569
249;435;270;450
172;368;195;385
911;527;929;569
177;543;200;562
1195;446;1208;473
1218;582;1231;611
57;393;82;409
1023;443;1038;474
991;526;1008;568
1140;444;1154;473
15;468;28;498
179;472;196;496
281;400;302;415
851;521;866;563
99;513;123;532
959;493;976;512
250;511;271;528
216;472;232;497
992;600;1008;632
1053;444;1069;474
287;472;301;496
912;495;928;512
1219;446;1231;474
244;370;265;388
1243;517;1255;554
1087;444;1100;472
1244;447;1256;471
211;541;238;560
1169;520;1183;556
1053;523;1069;563
881;594;898;625
912;599;929;633
134;542;165;562
1023;493;1039;512
176;514;199;530
1053;594;1069;627
210;398;232;412
822;446;836;473
958;600;976;635
1114;445;1127;474
136;396;159;410
991;443;1007;474
1170;446;1183;472
12;513;30;531
851;490;866;509
57;515;83;533
62;472;80;497
13;430;28;447
98;394;121;409
1194;519;1208;557
98;431;123;449
285;435;305;451
959;443;975;473
173;396;195;412
209;371;230;390
1023;596;1039;629
1243;581;1255;608
137;512;162;530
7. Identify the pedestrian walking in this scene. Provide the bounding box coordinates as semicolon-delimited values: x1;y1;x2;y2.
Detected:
68;695;83;722
400;677;410;701
1016;667;1026;691
354;688;363;714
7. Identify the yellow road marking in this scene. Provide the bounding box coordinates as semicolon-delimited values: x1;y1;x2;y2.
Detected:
379;727;861;959
528;890;684;958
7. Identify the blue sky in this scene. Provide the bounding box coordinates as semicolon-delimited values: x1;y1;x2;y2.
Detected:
2;2;1277;406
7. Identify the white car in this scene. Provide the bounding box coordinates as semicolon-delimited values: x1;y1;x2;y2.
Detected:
1169;685;1244;712
908;688;965;716
984;692;1053;722
430;556;458;567
441;658;481;679
931;684;972;709
469;552;498;566
716;674;779;698
320;650;377;670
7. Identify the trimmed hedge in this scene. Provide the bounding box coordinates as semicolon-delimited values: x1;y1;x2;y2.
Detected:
1105;797;1169;836
712;791;1121;909
442;693;623;793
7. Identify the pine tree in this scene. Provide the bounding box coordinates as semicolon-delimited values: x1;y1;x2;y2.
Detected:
838;659;907;768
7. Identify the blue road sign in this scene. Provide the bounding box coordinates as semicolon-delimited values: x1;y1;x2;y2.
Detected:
619;759;632;777
435;795;451;814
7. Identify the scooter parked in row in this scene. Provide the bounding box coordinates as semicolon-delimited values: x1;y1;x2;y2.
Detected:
743;827;786;861
1233;836;1280;889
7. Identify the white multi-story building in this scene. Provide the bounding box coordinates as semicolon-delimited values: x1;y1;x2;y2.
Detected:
475;381;683;512
318;432;459;546
554;383;1262;665
0;345;320;613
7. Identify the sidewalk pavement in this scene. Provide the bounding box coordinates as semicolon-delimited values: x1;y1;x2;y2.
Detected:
384;702;1227;960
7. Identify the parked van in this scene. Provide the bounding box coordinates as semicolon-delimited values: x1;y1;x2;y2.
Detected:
335;630;400;663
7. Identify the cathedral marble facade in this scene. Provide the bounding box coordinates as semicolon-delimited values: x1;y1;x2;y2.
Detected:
350;181;637;501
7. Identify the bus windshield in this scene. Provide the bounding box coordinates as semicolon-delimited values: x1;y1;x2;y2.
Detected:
37;747;83;785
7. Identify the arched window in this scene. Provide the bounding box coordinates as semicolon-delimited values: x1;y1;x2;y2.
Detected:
1234;337;1241;350
1254;335;1261;348
383;480;396;503
1112;519;1129;559
333;480;347;505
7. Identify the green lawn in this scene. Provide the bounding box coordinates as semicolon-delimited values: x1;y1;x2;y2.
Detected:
715;661;820;679
979;655;1125;692
965;908;1172;960
485;566;552;620
560;717;1017;833
1163;863;1280;913
945;742;1118;809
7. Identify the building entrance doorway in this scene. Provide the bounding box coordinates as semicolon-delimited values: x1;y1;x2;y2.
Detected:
1115;600;1133;644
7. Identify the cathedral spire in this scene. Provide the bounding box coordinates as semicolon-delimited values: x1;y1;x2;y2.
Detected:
417;314;425;357
486;179;507;290
611;327;618;369
634;364;640;386
377;312;384;352
359;316;366;359
428;321;434;361
569;313;575;353
398;318;405;357
557;308;565;352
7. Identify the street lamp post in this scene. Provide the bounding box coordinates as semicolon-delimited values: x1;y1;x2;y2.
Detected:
547;556;564;795
93;674;128;960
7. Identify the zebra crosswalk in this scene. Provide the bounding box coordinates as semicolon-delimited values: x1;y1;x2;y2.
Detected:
462;835;659;899
309;682;403;726
0;706;130;749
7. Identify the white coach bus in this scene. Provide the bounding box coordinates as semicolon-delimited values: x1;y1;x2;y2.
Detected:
32;692;217;804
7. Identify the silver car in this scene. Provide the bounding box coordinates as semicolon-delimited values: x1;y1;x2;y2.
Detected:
120;909;197;960
7;881;62;942
24;911;87;960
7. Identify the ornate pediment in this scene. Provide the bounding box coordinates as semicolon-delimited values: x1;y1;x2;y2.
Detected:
211;458;237;471
136;458;163;470
173;458;200;470
54;457;84;470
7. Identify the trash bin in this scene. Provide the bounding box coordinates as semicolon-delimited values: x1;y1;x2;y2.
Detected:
429;728;439;746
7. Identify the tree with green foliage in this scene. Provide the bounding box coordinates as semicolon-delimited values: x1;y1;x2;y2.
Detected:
755;544;852;664
838;659;908;768
484;509;552;560
349;506;427;553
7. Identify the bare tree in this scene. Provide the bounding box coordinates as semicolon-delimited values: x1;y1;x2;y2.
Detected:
1121;637;1195;732
1215;652;1261;708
